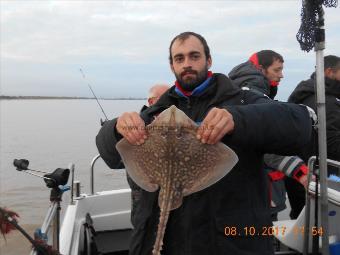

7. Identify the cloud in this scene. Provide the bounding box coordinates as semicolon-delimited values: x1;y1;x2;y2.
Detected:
1;1;339;99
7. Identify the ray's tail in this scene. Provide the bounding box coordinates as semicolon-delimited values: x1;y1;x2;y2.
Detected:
152;206;170;255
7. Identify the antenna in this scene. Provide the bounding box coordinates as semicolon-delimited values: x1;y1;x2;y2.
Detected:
79;68;109;121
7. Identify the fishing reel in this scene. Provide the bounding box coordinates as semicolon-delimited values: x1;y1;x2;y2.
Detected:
13;158;70;201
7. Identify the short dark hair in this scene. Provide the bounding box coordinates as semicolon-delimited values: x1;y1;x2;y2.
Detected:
324;55;340;70
257;50;284;69
169;32;211;64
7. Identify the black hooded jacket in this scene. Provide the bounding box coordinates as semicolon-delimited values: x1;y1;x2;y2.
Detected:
96;73;312;255
288;73;340;162
228;61;278;99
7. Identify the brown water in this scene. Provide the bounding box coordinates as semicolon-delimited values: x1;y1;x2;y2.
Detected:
0;224;39;255
0;99;143;254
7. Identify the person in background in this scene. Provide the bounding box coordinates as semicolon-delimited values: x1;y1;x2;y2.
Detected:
229;50;308;220
113;83;170;228
147;84;170;106
96;32;313;255
228;50;283;99
289;55;340;175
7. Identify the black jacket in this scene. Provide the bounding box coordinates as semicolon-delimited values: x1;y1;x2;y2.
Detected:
229;61;307;218
288;74;340;163
96;73;312;255
228;61;277;99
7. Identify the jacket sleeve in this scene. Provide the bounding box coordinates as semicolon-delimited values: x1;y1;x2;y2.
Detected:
95;118;125;169
327;131;340;162
222;101;313;156
264;154;306;177
326;102;340;161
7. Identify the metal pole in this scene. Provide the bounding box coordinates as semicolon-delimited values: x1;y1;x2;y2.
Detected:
56;201;60;252
303;157;317;255
314;5;329;255
41;202;58;233
51;201;61;253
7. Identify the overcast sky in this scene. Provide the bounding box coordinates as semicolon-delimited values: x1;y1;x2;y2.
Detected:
1;1;339;101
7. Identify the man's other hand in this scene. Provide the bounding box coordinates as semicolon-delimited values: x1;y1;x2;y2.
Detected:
197;107;234;144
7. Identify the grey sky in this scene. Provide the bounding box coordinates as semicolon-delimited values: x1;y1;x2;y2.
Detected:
1;1;339;101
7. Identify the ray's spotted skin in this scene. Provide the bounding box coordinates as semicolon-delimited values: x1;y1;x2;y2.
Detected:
116;105;238;255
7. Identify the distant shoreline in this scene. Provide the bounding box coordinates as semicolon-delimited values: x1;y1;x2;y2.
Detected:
0;95;146;100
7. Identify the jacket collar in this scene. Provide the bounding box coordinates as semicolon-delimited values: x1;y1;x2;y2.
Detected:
175;71;213;97
311;72;340;96
141;73;241;123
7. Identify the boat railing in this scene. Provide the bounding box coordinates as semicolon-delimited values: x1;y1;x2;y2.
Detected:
90;154;102;195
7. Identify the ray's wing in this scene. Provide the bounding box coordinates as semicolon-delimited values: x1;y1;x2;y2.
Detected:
175;127;238;196
116;130;168;192
116;105;238;195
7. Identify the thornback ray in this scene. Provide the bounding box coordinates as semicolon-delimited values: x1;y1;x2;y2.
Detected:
116;105;238;255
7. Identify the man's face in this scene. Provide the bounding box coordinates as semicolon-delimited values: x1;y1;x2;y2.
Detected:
325;67;340;82
170;35;212;90
148;87;169;106
334;69;340;81
262;59;284;83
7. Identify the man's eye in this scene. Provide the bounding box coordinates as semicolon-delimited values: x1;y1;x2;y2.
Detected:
175;57;183;63
191;54;200;60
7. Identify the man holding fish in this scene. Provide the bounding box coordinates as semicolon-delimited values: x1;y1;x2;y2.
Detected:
96;32;313;255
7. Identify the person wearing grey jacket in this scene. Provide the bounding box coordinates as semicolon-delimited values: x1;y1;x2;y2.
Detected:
228;50;283;99
229;50;308;220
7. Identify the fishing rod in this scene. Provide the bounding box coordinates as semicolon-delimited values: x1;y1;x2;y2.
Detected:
79;68;109;123
0;208;52;255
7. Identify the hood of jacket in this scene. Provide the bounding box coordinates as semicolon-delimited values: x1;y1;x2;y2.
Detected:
228;61;265;85
228;61;276;98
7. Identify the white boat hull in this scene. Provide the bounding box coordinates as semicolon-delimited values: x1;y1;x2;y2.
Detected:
274;181;340;253
60;189;132;255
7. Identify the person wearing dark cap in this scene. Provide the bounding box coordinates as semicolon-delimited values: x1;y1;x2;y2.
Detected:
118;83;170;228
289;55;340;173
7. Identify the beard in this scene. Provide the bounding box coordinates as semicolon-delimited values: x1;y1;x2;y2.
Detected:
175;64;209;91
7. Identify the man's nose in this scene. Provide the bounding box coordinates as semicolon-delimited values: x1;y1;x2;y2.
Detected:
183;57;193;68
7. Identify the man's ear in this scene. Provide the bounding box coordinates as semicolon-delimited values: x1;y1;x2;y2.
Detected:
207;57;212;69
